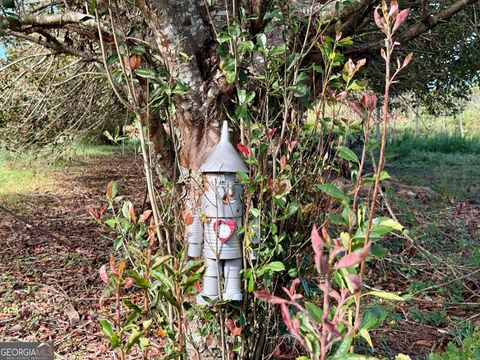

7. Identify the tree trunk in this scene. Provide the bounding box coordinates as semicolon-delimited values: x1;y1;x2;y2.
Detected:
414;103;420;137
458;115;464;137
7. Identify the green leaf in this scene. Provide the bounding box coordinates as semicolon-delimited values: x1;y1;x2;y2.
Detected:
129;44;146;55
129;274;150;289
237;89;247;104
121;201;132;221
329;213;347;226
225;70;236;84
126;327;142;352
283;202;300;219
366;290;405;301
359;328;373;348
134;68;156;79
139;337;149;350
257;33;266;48
362;170;391;183
88;0;96;13
378;218;404;231
318;183;349;204
143;319;153;330
99;319;120;348
347;79;368;91
152;255;173;269
336;146;359;164
265;261;285;272
305;302;323;323
360;306;388;331
370;244;388;259
239;40;254;52
338;37;353;46
105;218;117;229
270;44;287;57
1;0;15;9
395;355;412;360
181;273;202;289
216;32;232;43
331;335;353;358
157;289;180;308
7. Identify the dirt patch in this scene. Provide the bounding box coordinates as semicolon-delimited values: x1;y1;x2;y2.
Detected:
0;153;144;358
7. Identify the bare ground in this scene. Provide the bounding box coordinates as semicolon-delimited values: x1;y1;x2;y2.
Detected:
0;153;144;359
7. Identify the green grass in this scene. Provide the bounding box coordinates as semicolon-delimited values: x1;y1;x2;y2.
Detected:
390;132;480;155
385;133;480;201
0;142;133;196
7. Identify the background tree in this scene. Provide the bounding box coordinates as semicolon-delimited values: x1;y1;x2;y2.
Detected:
0;41;124;149
0;0;478;171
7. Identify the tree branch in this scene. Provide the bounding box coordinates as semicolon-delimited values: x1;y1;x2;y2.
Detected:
347;0;478;54
1;11;103;31
5;30;100;61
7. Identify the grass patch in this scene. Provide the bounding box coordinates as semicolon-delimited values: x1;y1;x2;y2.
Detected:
0;142;134;197
390;132;480;155
386;133;480;201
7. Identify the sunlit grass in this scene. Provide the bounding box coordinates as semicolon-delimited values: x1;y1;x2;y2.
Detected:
386;134;480;201
0;142;134;196
0;164;56;196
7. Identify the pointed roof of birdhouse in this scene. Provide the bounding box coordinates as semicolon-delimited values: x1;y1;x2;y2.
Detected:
200;121;248;173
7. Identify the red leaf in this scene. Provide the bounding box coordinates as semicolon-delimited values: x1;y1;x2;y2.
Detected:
289;278;301;295
193;281;202;292
99;204;107;219
280;155;286;168
336;91;347;101
285;140;297;152
393;8;410;33
356;58;366;70
182;210;193;225
130;55;142;70
266;128;277;139
236;143;251;156
331;246;347;259
99;265;108;284
347;100;364;118
311;225;323;256
86;207;99;221
124;277;133;289
388;0;399;18
266;178;274;193
361;91;378;111
315;254;330;275
231;326;242;337
254;290;288;304
402;52;413;68
324;321;340;337
280;303;293;333
322;227;331;245
225;319;235;332
347;274;362;293
333;251;364;269
98;295;105;308
109;254;116;274
374;7;386;32
128;203;136;222
334;243;370;269
139;210;152;223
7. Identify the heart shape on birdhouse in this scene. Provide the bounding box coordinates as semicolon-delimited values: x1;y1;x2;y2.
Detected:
213;219;236;243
